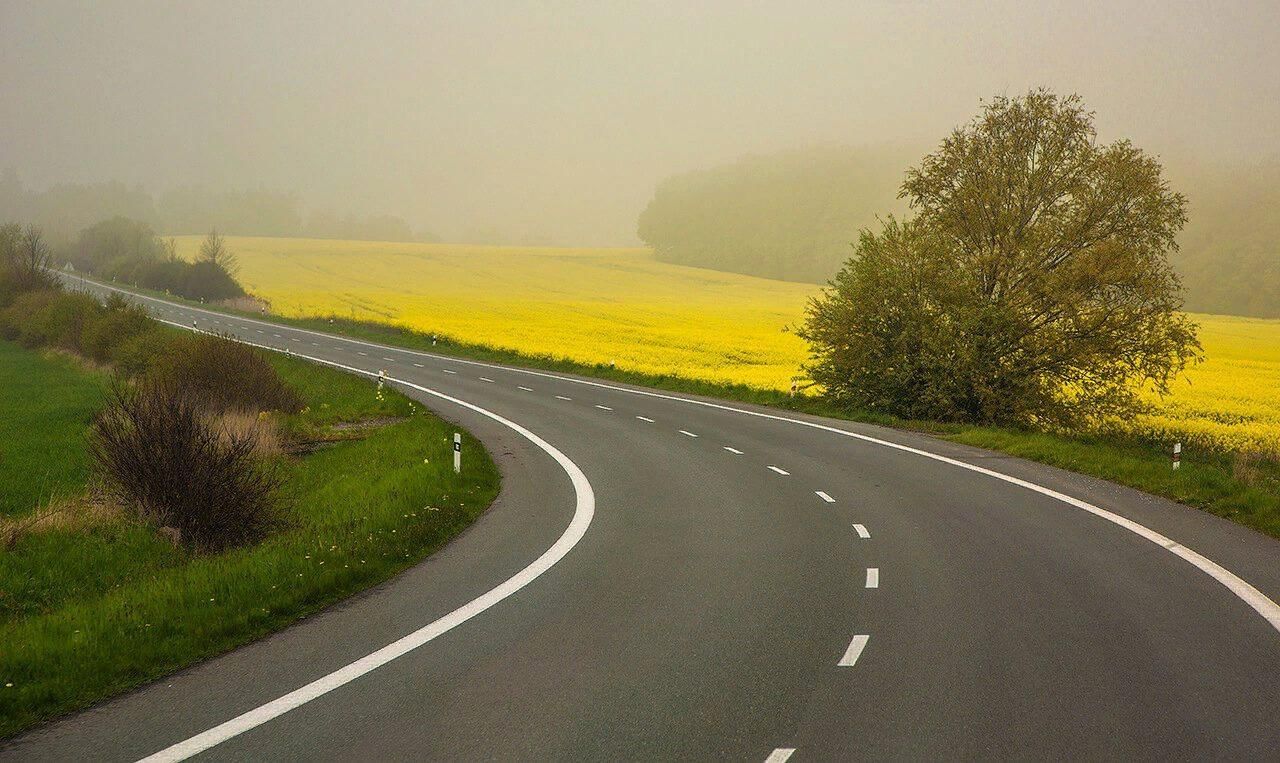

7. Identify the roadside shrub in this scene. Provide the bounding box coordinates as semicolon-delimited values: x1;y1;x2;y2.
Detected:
0;290;103;350
147;332;303;414
79;299;153;363
89;382;280;551
109;325;177;378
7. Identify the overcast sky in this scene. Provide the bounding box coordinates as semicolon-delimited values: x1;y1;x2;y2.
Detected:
3;1;1277;244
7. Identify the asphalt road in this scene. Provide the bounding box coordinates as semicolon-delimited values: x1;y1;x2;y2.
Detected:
6;276;1280;761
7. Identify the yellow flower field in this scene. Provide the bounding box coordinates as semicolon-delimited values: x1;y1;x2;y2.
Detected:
174;236;1280;457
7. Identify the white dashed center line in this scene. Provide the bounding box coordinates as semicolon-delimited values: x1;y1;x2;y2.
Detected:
357;351;368;356
272;333;281;338
555;395;573;401
853;523;871;539
635;415;655;423
679;430;699;438
723;446;744;455
767;466;790;476
815;490;835;503
517;386;533;391
595;405;613;411
382;357;395;362
412;363;424;368
479;377;494;383
765;750;796;763
442;369;457;374
865;568;879;588
839;634;870;666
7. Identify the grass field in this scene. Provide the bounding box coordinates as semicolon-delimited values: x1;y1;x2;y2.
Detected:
0;342;500;738
174;236;1280;458
0;344;106;518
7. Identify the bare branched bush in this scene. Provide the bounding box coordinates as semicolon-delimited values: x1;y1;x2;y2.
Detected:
90;382;280;551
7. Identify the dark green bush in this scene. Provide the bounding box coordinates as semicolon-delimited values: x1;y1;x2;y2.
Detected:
147;332;302;414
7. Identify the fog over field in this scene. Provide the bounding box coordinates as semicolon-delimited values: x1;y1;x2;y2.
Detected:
3;1;1277;246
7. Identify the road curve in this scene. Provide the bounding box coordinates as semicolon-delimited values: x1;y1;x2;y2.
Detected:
5;276;1280;761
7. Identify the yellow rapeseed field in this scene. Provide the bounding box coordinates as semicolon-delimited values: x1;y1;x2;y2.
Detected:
174;236;1280;457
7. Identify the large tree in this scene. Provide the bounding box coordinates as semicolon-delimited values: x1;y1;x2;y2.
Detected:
799;90;1200;427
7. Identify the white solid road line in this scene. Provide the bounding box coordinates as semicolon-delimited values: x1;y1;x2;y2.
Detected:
839;634;870;667
767;466;790;476
134;327;597;763
865;568;879;588
518;386;534;391
815;490;835;503
595;404;613;411
853;523;871;539
76;276;1280;635
765;749;796;763
679;429;699;438
555;395;573;401
636;415;655;422
480;377;494;383
723;446;744;455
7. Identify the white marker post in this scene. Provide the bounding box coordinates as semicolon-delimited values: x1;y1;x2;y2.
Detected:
453;433;462;473
1172;441;1182;470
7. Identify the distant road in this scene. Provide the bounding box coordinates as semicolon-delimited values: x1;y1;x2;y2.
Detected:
6;275;1280;761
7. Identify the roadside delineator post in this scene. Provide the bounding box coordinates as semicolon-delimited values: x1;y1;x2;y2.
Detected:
1172;441;1182;470
453;433;462;473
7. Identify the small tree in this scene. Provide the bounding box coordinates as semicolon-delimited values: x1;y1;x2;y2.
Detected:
799;90;1200;427
198;229;238;274
19;225;51;273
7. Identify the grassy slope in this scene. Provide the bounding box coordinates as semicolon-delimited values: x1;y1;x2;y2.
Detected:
0;343;106;518
0;346;500;739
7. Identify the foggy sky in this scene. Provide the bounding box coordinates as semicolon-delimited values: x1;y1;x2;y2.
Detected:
3;1;1278;245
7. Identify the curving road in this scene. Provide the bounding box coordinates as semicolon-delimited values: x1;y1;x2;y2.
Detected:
6;276;1280;761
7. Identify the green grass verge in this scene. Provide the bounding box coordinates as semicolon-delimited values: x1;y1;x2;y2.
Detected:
0;347;500;739
0;342;107;518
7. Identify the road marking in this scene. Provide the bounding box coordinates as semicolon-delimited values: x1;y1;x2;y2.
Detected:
290;337;299;341
255;329;264;334
635;415;655;422
723;446;744;455
517;385;533;391
767;466;789;475
442;369;457;374
839;634;870;666
816;490;835;503
479;377;494;383
412;363;424;368
853;523;871;539
865;568;879;588
595;404;613;411
679;429;699;438
555;395;572;401
310;342;318;346
382;357;395;362
131;330;596;763
765;750;796;763
272;333;281;338
357;351;368;356
79;276;1280;636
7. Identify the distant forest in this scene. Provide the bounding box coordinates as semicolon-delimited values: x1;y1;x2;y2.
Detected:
0;170;437;246
638;148;1280;319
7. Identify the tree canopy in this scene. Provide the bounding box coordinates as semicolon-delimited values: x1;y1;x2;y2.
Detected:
799;90;1201;427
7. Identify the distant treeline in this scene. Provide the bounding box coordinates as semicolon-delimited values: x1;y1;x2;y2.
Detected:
637;147;910;283
0;170;437;245
638;148;1280;319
